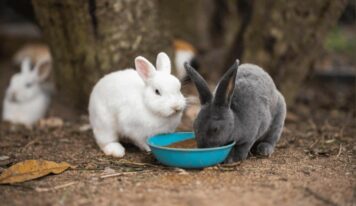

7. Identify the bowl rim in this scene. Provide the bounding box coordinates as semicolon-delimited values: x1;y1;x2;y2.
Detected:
147;132;236;152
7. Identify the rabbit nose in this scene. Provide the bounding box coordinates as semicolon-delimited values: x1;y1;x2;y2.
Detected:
172;105;182;112
10;92;18;102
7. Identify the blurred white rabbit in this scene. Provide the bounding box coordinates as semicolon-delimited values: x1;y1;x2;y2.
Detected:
2;57;52;127
89;52;186;157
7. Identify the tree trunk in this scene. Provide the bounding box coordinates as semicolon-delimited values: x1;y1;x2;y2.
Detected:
224;0;347;105
32;0;171;110
159;0;214;51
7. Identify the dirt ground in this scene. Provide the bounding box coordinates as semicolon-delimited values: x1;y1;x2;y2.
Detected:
0;85;355;206
0;31;355;205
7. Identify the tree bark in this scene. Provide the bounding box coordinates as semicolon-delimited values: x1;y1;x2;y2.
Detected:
225;0;347;105
159;0;213;51
32;0;171;110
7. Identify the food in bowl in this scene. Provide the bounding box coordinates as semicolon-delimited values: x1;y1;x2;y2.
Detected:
166;139;197;149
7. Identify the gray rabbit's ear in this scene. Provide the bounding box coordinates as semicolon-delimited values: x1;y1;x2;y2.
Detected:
184;62;212;105
214;60;239;107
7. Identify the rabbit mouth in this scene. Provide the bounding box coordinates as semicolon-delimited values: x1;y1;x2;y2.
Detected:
158;110;180;118
8;95;20;103
9;98;28;104
152;108;182;118
168;109;183;117
10;98;19;103
7;93;37;104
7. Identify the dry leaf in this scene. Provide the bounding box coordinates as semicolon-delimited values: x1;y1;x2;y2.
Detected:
0;160;72;184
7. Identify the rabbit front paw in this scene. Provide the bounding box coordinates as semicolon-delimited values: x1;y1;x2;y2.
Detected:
223;147;249;163
255;142;274;157
103;142;125;157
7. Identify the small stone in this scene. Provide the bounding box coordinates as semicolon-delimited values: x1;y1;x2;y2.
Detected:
174;168;189;175
38;117;64;128
102;167;116;174
0;156;10;161
78;124;91;132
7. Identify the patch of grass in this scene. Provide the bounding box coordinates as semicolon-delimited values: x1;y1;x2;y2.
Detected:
324;26;356;55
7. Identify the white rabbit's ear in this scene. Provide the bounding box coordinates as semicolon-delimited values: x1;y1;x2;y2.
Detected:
135;56;156;81
21;57;32;74
34;59;52;82
156;52;171;74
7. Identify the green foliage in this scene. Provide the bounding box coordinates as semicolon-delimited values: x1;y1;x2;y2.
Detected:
325;26;356;55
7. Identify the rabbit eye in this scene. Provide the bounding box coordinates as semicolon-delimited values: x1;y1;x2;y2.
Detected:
155;89;161;96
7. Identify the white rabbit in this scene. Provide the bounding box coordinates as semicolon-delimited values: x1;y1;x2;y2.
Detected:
88;52;186;157
2;57;52;127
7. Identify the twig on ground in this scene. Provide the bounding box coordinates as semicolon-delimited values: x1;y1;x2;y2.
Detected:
216;162;242;171
308;139;319;149
117;159;161;168
219;162;241;168
304;187;338;206
100;171;139;179
35;181;77;192
74;167;105;171
338;126;345;139
22;139;38;150
308;119;318;131
336;144;343;158
172;168;189;175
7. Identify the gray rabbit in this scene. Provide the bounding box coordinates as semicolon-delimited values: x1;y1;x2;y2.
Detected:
184;60;286;163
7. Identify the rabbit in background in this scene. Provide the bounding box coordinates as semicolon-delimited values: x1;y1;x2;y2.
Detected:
13;43;51;66
184;60;286;163
2;57;53;127
173;39;198;80
89;52;186;157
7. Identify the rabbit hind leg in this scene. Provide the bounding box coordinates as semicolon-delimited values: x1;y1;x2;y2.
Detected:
92;125;125;158
255;97;286;156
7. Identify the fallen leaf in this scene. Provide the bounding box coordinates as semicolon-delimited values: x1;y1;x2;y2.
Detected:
35;181;77;192
0;160;73;184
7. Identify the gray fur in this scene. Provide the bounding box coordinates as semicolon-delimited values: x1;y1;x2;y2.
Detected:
184;61;286;163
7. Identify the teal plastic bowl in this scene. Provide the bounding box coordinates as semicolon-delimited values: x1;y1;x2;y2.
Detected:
147;132;235;169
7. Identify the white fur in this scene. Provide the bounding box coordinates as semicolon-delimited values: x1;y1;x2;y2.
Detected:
175;50;195;79
2;58;52;127
88;52;186;157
